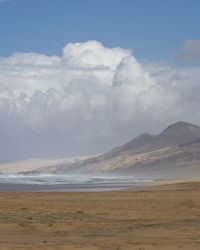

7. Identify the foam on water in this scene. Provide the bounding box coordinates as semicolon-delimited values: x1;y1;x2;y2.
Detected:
0;173;153;185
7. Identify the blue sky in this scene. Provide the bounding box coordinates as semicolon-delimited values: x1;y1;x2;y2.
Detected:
0;0;200;162
0;0;200;60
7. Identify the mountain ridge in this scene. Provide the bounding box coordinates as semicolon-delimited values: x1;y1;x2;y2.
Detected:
2;121;200;178
25;121;200;178
102;121;200;159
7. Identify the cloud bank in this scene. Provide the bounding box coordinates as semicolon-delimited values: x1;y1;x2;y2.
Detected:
0;40;200;162
176;40;200;62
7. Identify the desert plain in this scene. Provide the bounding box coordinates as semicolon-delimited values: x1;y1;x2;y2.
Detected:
0;180;200;250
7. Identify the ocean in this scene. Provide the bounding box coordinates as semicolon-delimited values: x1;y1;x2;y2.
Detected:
0;173;154;191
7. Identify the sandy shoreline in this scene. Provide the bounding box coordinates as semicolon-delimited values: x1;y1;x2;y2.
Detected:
0;182;145;192
0;178;195;192
0;180;200;249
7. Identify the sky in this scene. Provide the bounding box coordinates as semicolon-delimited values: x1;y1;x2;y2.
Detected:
0;0;200;162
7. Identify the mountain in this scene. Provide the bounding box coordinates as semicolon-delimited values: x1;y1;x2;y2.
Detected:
102;121;200;158
111;138;200;178
25;121;200;178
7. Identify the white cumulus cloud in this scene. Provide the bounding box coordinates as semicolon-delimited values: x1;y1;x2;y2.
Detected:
0;40;200;162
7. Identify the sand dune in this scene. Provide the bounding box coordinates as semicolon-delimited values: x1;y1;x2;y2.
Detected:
0;156;92;173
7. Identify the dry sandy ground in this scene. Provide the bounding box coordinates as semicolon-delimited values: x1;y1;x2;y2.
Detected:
0;181;200;250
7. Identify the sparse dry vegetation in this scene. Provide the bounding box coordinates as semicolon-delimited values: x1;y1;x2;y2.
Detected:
0;181;200;249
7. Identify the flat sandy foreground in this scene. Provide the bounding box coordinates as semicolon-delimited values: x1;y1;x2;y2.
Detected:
0;180;200;250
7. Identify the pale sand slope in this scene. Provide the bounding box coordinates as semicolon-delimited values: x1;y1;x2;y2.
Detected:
0;156;93;173
0;181;200;249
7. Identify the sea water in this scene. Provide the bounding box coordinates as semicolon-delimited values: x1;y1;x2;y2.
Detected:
0;173;154;191
0;173;153;185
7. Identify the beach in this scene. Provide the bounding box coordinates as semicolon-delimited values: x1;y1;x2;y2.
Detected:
0;182;138;192
0;180;200;249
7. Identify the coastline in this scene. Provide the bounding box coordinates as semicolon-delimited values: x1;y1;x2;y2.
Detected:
0;178;198;192
0;181;141;192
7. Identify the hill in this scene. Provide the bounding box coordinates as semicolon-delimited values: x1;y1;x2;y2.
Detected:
29;121;200;178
